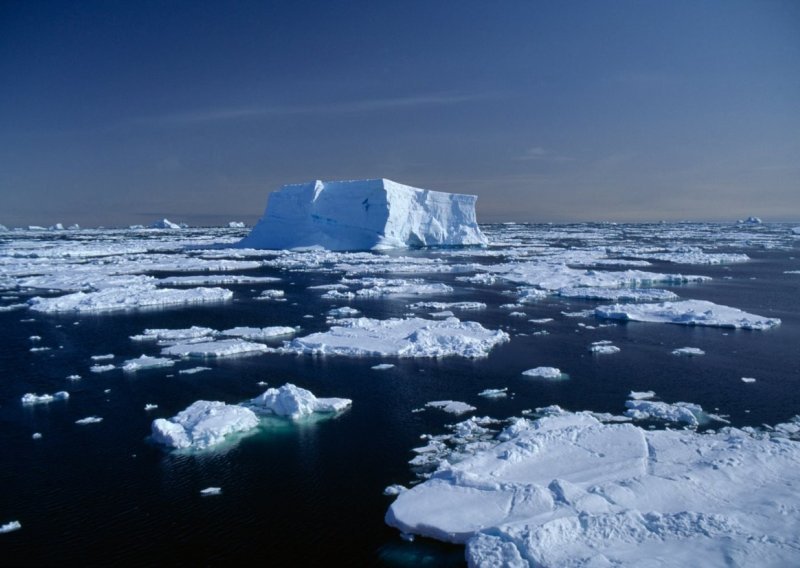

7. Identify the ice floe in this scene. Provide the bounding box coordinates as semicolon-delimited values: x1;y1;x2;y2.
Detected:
595;299;781;330
478;388;508;398
75;416;103;425
200;487;222;496
219;326;296;341
151;401;260;450
589;340;620;354
0;521;21;534
21;391;69;405
425;401;477;415
161;339;268;358
29;285;233;314
522;367;564;380
246;383;352;419
672;347;706;356
558;286;679;302
386;408;800;565
121;356;175;372
277;316;509;358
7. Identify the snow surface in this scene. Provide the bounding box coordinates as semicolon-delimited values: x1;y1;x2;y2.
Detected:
247;383;352;419
29;286;233;313
238;178;487;251
277;316;509;358
386;409;800;566
151;400;260;450
161;339;269;358
595;299;781;330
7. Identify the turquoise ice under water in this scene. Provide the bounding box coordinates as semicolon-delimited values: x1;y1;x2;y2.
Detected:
0;223;798;565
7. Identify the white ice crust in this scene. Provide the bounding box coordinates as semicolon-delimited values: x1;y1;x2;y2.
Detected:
29;285;233;313
238;178;487;251
161;338;269;358
247;383;352;419
386;410;800;566
595;299;781;330
277;316;509;358
151;400;260;450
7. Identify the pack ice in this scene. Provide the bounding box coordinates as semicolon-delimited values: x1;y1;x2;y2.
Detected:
238;178;487;251
386;409;800;566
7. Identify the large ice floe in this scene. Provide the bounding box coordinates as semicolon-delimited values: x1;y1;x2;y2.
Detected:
238;178;487;250
28;285;233;314
595;299;781;330
276;316;509;358
151;401;260;450
386;407;800;566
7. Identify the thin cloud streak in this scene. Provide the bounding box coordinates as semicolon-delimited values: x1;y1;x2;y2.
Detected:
139;93;500;126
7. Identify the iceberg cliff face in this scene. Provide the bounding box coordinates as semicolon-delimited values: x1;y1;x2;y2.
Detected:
238;178;487;250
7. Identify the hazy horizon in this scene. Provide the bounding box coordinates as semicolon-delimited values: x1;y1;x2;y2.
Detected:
2;0;798;227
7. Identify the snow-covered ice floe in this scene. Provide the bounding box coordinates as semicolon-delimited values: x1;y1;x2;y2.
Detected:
276;316;509;358
21;391;69;405
672;347;706;356
589;340;620;354
238;178;487;250
122;356;175;372
595;299;781;330
0;520;22;534
151;401;260;450
28;285;233;314
386;408;800;566
425;400;477;415
75;416;103;425
246;383;351;419
522;367;564;380
219;326;296;341
161;339;269;358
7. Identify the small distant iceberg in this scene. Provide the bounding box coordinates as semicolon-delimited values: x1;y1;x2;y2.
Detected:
150;218;182;229
737;216;763;225
151;401;260;450
238;178;487;251
227;221;245;228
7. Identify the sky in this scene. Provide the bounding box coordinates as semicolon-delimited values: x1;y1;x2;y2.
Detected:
1;0;799;227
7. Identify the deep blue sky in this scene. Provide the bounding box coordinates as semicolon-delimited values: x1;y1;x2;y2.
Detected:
1;0;798;226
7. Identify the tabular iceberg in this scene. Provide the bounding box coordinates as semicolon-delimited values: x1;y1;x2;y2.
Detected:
238;178;488;251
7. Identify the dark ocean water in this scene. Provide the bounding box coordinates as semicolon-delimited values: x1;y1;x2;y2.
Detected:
1;224;798;565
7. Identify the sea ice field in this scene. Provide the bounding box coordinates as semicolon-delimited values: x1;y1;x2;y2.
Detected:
1;221;799;566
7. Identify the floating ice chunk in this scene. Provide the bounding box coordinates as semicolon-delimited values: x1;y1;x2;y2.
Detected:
478;388;508;398
247;383;352;419
508;311;527;318
792;227;800;235
228;221;246;228
430;310;455;318
589;341;620;354
90;364;115;373
29;286;233;313
408;301;487;311
158;275;278;286
29;346;51;352
32;433;42;440
162;339;269;358
279;316;509;358
528;318;553;324
742;377;757;383
239;178;487;251
144;404;158;411
29;335;41;341
21;391;69;405
738;216;762;224
629;390;656;400
624;400;711;426
522;367;563;380
371;363;395;370
122;356;175;372
255;289;285;300
595;299;781;330
383;484;408;496
354;279;453;298
219;326;296;341
327;306;360;317
178;366;212;375
151;401;259;450
558;287;679;302
90;354;114;361
131;326;217;342
426;400;477;415
0;521;21;534
672;347;706;356
200;487;222;496
75;416;103;425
